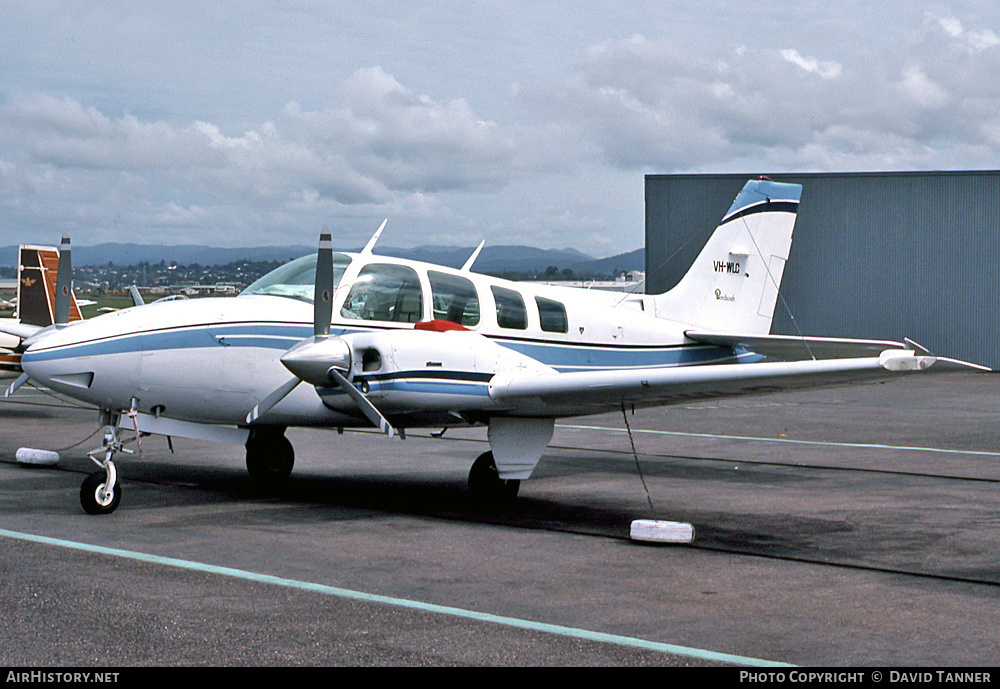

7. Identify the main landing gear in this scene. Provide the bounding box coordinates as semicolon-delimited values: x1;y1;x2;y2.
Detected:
245;426;295;484
468;451;520;504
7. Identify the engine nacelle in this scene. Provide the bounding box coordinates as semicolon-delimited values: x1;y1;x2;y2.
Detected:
320;328;555;417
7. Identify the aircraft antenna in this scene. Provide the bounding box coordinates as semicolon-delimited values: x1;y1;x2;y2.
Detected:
361;219;388;255
461;240;486;272
613;231;701;306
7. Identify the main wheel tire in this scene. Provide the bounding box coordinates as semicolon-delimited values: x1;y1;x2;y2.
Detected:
80;471;122;515
245;428;295;484
468;451;520;504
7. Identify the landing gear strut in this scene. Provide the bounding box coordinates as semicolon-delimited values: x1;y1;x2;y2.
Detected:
468;451;519;504
245;426;295;484
80;415;127;515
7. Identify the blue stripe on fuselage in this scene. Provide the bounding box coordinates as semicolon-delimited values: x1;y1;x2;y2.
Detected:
21;323;313;362
320;378;490;399
22;321;739;373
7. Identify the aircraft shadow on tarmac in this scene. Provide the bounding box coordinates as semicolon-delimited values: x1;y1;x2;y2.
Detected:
40;450;890;564
11;426;999;585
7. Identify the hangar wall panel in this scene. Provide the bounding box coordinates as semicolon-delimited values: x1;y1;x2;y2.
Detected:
645;172;1000;369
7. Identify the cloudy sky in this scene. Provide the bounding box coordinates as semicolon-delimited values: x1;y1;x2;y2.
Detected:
2;2;999;257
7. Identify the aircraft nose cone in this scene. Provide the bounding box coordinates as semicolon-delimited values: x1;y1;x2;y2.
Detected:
19;341;50;382
280;334;352;386
19;336;95;394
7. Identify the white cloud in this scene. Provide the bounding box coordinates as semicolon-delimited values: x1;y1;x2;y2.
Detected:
279;66;520;194
513;18;1000;175
898;66;950;110
930;14;1000;53
779;49;843;80
0;67;537;247
3;4;1000;255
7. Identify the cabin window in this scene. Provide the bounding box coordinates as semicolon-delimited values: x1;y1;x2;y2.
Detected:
240;253;351;304
535;297;568;333
428;271;480;326
341;264;424;323
491;286;527;330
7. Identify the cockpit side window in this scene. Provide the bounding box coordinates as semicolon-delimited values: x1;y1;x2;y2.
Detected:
429;270;480;326
536;296;568;333
240;253;351;304
341;264;424;323
491;286;527;330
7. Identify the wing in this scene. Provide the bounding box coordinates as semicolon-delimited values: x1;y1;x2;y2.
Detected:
488;348;938;417
0;320;44;341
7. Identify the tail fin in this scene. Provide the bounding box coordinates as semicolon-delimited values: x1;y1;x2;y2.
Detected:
15;243;82;327
653;178;801;335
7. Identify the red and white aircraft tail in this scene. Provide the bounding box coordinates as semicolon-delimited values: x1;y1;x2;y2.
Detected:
16;242;83;327
1;239;83;378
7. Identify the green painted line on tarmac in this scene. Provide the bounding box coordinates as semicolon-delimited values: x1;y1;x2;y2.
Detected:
559;424;1000;458
0;527;792;667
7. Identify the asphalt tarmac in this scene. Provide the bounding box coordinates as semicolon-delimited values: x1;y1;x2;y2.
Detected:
1;370;998;668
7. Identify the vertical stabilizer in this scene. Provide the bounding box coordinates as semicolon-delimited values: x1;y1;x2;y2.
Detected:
15;243;82;327
653;178;801;335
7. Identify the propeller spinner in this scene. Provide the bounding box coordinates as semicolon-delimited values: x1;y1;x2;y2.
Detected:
246;230;395;437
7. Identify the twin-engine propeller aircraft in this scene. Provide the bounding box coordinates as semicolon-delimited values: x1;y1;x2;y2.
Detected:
1;178;975;515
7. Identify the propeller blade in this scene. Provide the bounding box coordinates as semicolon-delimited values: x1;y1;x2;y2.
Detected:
4;372;29;399
314;230;333;337
129;284;145;307
54;234;72;325
246;376;303;424
328;368;395;438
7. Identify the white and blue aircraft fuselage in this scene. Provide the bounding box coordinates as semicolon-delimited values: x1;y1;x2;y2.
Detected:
5;179;950;514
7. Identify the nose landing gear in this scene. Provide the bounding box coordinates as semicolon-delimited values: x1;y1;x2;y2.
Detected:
80;406;138;515
80;462;121;515
81;423;128;515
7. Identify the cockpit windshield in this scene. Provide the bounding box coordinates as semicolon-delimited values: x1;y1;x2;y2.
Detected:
240;253;352;304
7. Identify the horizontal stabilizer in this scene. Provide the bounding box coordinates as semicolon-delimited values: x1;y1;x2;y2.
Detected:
685;331;908;361
686;331;992;370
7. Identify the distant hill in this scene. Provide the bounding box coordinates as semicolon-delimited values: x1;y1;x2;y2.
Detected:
575;247;645;274
0;243;316;268
0;242;642;276
375;245;598;273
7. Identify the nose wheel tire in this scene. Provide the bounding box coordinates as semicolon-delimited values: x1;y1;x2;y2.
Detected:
80;471;122;515
468;451;520;504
